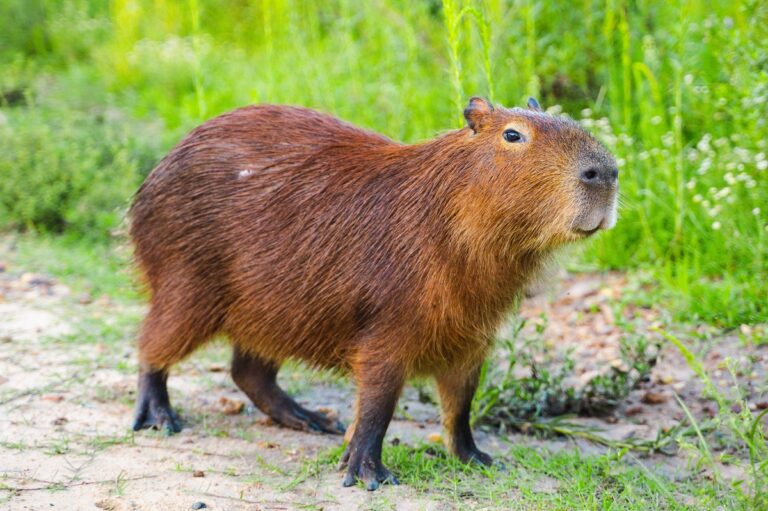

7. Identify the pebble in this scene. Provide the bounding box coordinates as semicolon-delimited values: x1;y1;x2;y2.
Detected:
191;502;207;510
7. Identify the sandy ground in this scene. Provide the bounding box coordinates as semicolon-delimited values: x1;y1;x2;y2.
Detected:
0;259;765;510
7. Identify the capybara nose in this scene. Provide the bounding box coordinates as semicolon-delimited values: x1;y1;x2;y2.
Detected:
580;165;618;187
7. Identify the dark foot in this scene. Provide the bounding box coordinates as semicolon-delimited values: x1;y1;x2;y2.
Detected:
132;369;182;434
456;446;493;466
231;347;345;435
342;450;399;491
271;400;346;435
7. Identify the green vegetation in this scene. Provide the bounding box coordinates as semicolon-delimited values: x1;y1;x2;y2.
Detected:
289;442;748;510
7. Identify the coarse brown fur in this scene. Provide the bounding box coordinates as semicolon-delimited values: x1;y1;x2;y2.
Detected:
128;98;618;490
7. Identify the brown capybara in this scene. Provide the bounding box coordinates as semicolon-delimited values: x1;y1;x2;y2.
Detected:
129;97;618;490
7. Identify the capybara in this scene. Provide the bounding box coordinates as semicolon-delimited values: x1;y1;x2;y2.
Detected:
129;97;618;490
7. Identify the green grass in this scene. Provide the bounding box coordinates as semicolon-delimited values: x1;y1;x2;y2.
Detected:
296;442;742;510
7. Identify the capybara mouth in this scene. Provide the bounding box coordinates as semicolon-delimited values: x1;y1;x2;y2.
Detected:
574;225;601;237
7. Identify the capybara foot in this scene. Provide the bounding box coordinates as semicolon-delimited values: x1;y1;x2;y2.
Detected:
456;446;493;466
133;369;181;434
132;399;182;434
230;347;345;435
342;451;399;491
272;401;346;435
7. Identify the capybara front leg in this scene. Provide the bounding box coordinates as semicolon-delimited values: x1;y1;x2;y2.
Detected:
230;346;345;434
133;366;182;434
436;363;492;465
341;360;404;490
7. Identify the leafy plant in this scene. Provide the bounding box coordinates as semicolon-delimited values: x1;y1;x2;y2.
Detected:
474;316;658;431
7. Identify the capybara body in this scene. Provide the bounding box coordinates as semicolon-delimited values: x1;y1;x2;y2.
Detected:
129;98;618;489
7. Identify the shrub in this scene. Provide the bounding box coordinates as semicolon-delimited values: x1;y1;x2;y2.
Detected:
0;103;161;240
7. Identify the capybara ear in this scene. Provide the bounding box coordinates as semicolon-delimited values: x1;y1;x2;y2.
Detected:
464;97;494;133
527;97;543;112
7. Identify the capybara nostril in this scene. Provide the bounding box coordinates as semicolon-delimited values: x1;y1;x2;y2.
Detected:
581;168;599;182
580;166;618;185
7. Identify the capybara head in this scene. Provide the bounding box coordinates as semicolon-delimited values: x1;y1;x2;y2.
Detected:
457;96;618;251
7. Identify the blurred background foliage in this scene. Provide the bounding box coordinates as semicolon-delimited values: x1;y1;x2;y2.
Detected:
0;0;766;325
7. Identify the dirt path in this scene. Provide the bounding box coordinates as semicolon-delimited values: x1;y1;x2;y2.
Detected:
0;260;764;510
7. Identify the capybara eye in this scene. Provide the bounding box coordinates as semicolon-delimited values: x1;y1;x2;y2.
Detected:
502;129;524;143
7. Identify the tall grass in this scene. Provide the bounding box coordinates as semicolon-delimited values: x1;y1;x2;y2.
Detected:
0;0;766;324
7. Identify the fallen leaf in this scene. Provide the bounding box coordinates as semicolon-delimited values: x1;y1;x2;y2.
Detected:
641;392;668;405
218;396;244;415
426;432;442;443
42;394;64;403
192;470;205;478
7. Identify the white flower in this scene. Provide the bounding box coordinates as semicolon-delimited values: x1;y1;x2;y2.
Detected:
712;221;721;230
684;74;694;85
581;108;592;118
753;208;761;216
758;161;768;170
651;115;663;125
693;194;703;203
686;179;697;190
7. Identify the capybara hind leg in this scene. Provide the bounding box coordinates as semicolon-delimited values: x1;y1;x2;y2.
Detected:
435;363;492;465
231;346;345;434
341;359;404;491
132;366;182;434
133;299;214;434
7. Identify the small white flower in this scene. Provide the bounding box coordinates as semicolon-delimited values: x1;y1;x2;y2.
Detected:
712;221;721;230
651;115;663;125
581;108;592;118
757;161;768;170
684;74;694;85
686;179;696;190
753;208;761;216
693;194;703;203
